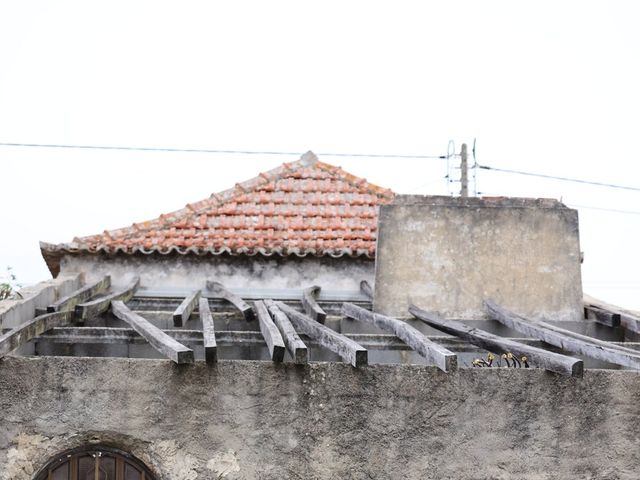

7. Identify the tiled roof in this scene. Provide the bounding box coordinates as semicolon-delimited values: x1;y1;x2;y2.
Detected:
41;152;395;276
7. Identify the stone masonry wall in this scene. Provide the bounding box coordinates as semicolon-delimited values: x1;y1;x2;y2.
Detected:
374;196;583;321
0;357;638;479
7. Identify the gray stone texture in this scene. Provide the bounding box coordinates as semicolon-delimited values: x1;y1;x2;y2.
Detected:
374;196;583;320
0;274;81;329
59;253;374;293
1;356;638;479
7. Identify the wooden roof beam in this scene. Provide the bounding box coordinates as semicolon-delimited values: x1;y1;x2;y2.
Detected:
344;303;457;372
111;300;194;364
0;310;75;359
584;305;621;328
410;304;583;377
47;276;111;313
199;297;217;363
75;276;140;323
173;290;201;327
206;280;255;321
276;301;367;367
254;300;285;362
583;295;638;332
34;327;640;353
302;285;327;324
485;299;640;370
264;299;308;364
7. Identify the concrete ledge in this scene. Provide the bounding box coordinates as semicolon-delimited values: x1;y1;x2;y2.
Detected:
0;357;638;479
58;253;375;293
0;274;82;329
390;195;564;208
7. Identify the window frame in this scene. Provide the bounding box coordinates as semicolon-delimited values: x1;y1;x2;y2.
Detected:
33;445;156;480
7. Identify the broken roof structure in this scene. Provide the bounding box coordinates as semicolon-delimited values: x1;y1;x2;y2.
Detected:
2;152;640;479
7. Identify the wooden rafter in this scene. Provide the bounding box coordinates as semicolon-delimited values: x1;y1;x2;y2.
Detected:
276;301;367;367
584;305;621;328
343;303;457;372
254;300;285;362
264;299;308;364
485;299;640;369
583;294;639;332
410;304;583;377
111;300;194;364
35;327;640;353
47;276;111;313
75;277;140;323
302;285;327;323
206;280;255;321
173;290;201;327
0;310;75;359
199;297;217;363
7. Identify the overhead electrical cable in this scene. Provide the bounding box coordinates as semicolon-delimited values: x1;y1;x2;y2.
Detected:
0;142;447;159
566;204;640;216
478;164;640;192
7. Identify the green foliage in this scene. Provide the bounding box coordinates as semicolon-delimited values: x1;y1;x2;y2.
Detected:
0;266;21;301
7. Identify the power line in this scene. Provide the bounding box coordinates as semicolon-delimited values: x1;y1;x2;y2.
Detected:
567;204;640;216
319;152;446;159
0;142;447;160
478;164;640;192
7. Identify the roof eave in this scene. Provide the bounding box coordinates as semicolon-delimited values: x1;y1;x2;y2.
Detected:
39;241;376;276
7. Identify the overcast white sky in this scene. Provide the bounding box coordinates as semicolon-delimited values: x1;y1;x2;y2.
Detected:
1;1;639;309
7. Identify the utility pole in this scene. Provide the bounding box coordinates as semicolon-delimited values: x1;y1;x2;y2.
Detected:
460;143;469;197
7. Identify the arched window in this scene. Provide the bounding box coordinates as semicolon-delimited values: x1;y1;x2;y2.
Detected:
34;446;156;480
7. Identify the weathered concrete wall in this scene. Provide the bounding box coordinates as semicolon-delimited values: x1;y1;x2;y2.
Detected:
374;196;583;320
0;357;638;479
59;253;374;292
0;274;81;329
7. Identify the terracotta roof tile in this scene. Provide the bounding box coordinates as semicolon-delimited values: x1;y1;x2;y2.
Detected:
40;152;395;275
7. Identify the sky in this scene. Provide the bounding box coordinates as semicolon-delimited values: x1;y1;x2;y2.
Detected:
0;1;639;310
